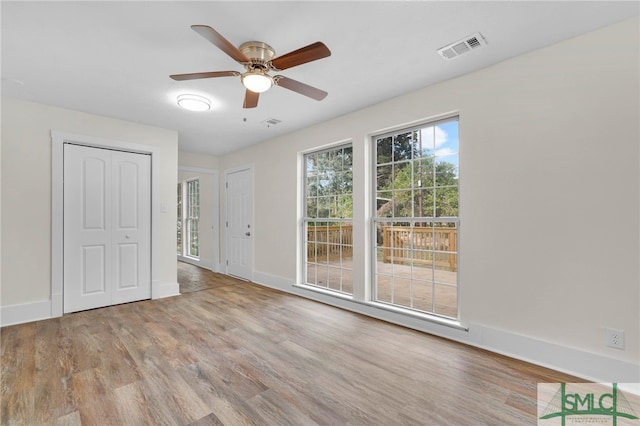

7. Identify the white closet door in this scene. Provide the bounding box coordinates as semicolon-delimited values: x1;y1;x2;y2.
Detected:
111;150;151;304
64;144;151;313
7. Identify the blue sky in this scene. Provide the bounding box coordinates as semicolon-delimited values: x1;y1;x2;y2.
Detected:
419;120;459;171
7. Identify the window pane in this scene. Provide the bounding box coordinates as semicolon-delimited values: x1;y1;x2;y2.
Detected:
376;192;393;218
414;189;434;218
392;162;412;190
393;132;414;162
423;126;437;153
306;154;317;175
376;274;393;303
306;263;318;286
392;190;413;218
306;198;317;218
341;269;353;294
434;283;457;318
435;162;458;187
376;165;392;191
413;158;435;188
306;176;318;197
377;136;393;164
415;127;435;158
435;187;458;217
342;146;353;168
412;280;433;312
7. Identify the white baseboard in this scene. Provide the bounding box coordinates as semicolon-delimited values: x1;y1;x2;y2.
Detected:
152;281;180;299
252;271;640;385
1;300;52;327
2;279;181;327
177;255;213;271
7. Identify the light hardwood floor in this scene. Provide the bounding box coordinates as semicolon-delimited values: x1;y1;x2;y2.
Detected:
1;262;583;425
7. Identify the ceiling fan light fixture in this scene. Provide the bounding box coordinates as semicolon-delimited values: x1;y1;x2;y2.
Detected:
241;71;273;93
177;94;211;112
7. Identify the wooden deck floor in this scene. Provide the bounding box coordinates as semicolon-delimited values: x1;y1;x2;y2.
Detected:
308;259;458;318
1;262;582;425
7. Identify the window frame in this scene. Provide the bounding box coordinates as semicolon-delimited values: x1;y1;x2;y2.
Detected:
371;115;460;319
177;178;200;259
177;182;183;255
302;142;354;296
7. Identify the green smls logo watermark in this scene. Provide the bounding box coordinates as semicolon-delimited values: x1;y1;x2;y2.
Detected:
538;383;639;425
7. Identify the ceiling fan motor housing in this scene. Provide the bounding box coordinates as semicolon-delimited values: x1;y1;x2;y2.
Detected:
239;41;276;65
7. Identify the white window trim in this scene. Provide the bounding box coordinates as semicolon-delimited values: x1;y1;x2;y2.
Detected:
300;142;354;296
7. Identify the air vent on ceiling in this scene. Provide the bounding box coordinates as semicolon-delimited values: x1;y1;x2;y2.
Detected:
437;32;487;60
261;118;282;128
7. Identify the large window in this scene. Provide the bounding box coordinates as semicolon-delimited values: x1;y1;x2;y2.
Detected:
177;178;200;258
304;144;353;295
373;117;459;318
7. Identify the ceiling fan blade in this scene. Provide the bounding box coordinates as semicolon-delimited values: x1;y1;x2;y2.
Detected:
274;76;327;101
191;25;250;63
170;71;240;81
243;90;259;108
271;42;331;71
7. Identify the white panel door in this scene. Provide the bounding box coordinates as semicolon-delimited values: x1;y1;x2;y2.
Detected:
226;167;253;280
111;150;151;304
64;144;151;313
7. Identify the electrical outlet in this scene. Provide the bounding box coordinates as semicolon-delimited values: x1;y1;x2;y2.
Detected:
606;328;625;350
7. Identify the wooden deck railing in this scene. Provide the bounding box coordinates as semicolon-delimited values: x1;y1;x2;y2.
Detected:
307;225;353;261
307;224;457;272
382;226;457;271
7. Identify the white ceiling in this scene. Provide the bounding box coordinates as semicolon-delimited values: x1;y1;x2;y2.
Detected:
2;1;638;156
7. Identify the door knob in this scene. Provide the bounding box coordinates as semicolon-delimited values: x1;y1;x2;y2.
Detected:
245;232;251;237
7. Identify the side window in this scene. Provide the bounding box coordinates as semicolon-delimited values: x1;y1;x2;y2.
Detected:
177;182;183;255
186;179;200;258
177;178;200;259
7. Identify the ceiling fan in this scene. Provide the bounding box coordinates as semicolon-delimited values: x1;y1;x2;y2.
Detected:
170;25;331;108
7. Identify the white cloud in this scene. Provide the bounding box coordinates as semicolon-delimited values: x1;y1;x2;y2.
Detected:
420;126;448;149
435;147;458;158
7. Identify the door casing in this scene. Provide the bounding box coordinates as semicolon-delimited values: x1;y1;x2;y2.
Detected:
51;131;161;318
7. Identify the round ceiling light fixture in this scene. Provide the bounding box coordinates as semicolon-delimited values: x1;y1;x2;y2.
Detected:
177;94;211;112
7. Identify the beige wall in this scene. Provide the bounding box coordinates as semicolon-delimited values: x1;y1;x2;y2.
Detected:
219;17;639;374
1;98;179;310
179;151;219;170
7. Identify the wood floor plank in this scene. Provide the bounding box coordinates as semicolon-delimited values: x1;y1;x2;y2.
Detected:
187;412;225;426
71;368;121;426
33;317;77;423
1;322;36;424
0;261;588;425
177;360;264;426
54;410;82;426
